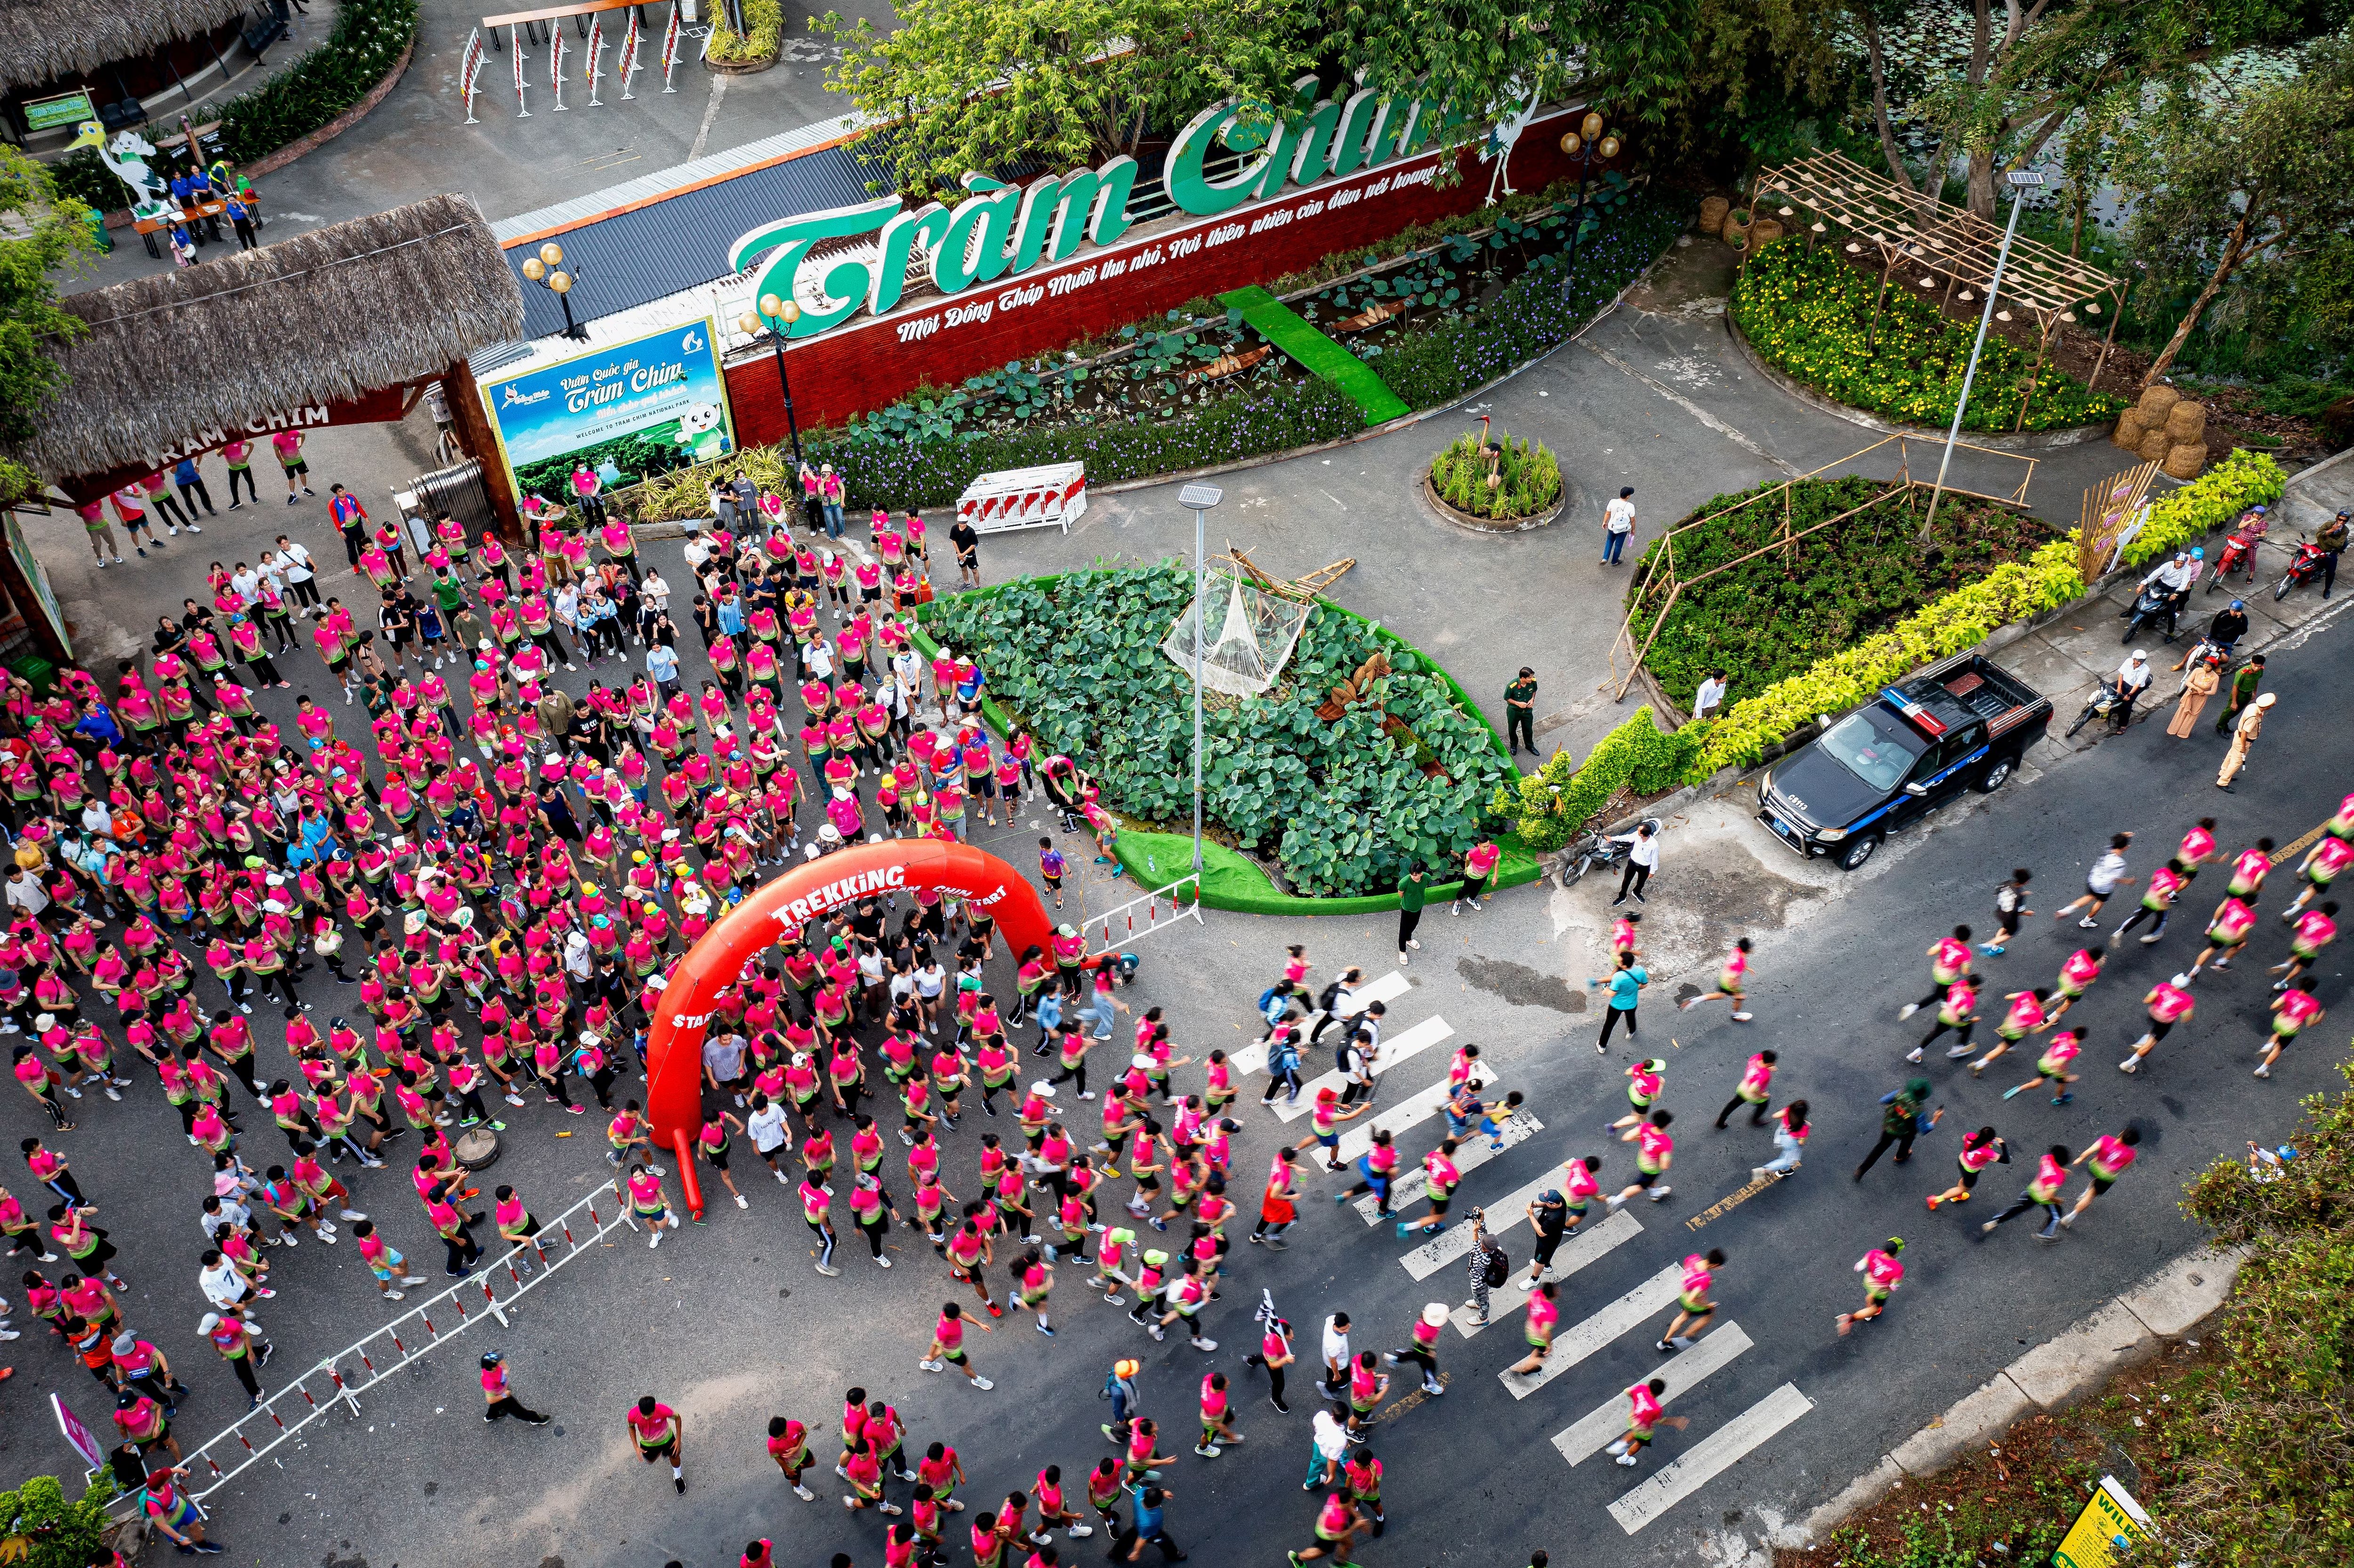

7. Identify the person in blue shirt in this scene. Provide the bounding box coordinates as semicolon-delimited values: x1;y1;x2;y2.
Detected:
74;701;126;755
645;641;682;702
173;456;217;517
222;192;256;251
1116;1483;1184;1563
1588;952;1649;1054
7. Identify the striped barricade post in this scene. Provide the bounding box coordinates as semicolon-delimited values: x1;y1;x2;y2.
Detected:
514;33;530;117
461;28;486;124
585;18;605;106
1082;872;1204;959
551;29;569;112
618;9;644;99
661;3;683;91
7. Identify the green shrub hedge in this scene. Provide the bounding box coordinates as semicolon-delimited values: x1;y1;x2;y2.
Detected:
1428;426;1562;520
1730;241;2130;433
1491;707;1700;851
920;565;1512;898
707;0;784;64
217;0;417;164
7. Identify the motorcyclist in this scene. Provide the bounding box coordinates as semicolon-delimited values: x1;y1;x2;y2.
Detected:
2218;506;2267;583
2206;599;2249;654
2112;650;2153;729
2136;550;2201;641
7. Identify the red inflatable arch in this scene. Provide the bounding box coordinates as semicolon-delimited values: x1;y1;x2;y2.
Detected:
644;839;1056;1213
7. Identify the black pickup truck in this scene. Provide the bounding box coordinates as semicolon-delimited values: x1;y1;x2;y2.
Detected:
1754;652;2052;871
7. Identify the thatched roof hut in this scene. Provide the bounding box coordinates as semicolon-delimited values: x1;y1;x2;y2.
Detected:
0;0;253;93
23;193;523;482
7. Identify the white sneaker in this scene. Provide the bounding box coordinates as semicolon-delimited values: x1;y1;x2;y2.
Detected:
972;1376;994;1390
649;1230;663;1248
2077;917;2099;929
1645;1186;1672;1201
734;1194;749;1209
920;1359;945;1373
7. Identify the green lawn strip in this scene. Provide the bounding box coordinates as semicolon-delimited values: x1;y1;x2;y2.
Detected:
1220;285;1412;426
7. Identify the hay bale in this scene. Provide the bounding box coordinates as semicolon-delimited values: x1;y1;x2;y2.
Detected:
2112;408;2147;450
1749;217;1784;249
2163;441;2208;480
2138;428;2172;463
2137;384;2181;422
1698;196;1729;236
2164;401;2208;442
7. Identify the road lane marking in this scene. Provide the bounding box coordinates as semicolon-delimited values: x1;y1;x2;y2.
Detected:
1400;1163;1565;1279
1274;1015;1454;1122
1455;1208;1643;1337
1355;1113;1543;1223
1551;1324;1754;1466
1607;1383;1814;1534
1334;1073;1486;1166
1229;970;1413;1077
1499;1262;1680;1399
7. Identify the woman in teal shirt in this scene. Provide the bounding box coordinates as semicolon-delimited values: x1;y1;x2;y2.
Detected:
1592;952;1649;1053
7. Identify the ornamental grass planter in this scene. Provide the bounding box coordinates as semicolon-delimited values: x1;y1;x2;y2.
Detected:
1419;467;1565;533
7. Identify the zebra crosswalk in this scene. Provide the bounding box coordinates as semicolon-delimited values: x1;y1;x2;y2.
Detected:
1237;964;1812;1535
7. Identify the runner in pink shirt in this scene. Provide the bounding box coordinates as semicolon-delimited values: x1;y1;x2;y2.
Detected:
2256;978;2323;1078
1681;936;1756;1021
2121;977;2195;1072
2272;900;2338;989
1836;1238;1906;1333
2187;893;2258;978
2046;946;2104;1021
1899;925;1975;1020
2063;1127;2141;1227
1603;1377;1684;1468
2283;834;2353;919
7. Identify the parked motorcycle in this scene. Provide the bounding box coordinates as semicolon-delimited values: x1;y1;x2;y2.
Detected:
2210;508;2268;589
2119;581;2177;644
2064;678;2132;740
1555;816;1663;889
2275;537;2329;602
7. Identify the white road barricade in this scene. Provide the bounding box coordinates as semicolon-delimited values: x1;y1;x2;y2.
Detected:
180;1174;634;1499
957;462;1087;535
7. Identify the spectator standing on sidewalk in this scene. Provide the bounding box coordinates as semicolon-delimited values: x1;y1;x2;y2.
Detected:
1504;668;1538;756
1602;487;1636;565
1610;822;1660;906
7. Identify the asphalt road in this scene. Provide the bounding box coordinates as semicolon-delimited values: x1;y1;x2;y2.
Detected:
0;572;2335;1568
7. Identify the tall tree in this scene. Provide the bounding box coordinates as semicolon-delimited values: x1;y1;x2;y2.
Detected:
2116;33;2354;386
1856;0;2307;217
813;0;1316;201
0;146;95;506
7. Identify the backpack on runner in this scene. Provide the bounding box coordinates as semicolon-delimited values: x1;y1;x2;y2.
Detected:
1482;1244;1511;1288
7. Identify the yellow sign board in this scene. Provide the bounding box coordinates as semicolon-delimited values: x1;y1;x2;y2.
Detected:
2052;1475;2152;1568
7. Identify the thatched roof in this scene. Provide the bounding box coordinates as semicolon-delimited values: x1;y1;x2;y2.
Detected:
0;0;253;93
24;193;523;481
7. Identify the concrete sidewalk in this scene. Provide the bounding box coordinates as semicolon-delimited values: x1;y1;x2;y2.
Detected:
1790;1245;2246;1547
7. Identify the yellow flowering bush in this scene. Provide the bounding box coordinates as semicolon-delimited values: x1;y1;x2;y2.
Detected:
1730;243;2129;433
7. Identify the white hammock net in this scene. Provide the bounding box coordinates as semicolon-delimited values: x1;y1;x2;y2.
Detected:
1160;566;1313;698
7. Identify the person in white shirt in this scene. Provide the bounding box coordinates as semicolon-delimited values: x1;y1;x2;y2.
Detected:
1609;820;1661;906
199;1250;267;1310
274;536;320;607
1320;1311;1352;1396
1602;486;1637;566
1692;668;1729;722
747;1094;790;1181
5;867;49;922
639;571;670;615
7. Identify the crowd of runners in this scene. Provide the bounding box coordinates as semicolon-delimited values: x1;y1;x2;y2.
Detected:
0;466;2345;1565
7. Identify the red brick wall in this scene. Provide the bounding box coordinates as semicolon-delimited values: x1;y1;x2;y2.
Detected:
723;109;1589;440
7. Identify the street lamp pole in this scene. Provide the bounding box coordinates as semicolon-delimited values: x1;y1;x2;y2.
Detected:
1557;111;1624;292
739;294;806;470
1179;483;1223;876
1922;169;2045;539
520;241;588;342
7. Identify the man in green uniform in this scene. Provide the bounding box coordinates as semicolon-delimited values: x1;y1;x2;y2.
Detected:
1504;667;1538;756
2214;653;2265;736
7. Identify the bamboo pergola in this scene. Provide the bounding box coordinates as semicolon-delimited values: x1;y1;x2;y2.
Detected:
1749;152;2130;430
1607;435;2036;700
